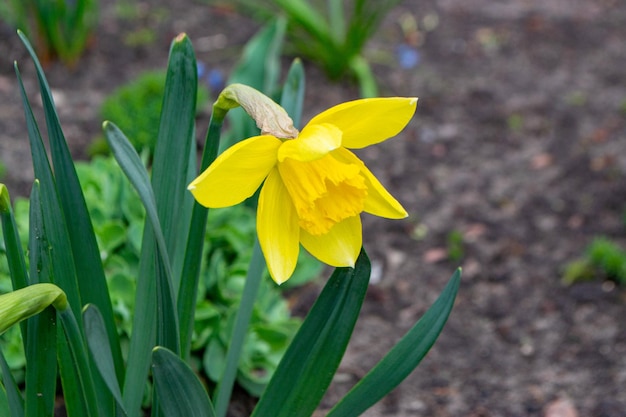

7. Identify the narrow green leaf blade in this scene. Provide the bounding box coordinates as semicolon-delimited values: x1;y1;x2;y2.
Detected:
18;29;125;383
24;180;58;417
251;249;371;417
16;58;93;417
152;347;216;417
0;185;29;293
228;17;286;93
279;59;305;128
103;120;179;358
151;33;198;295
57;308;100;417
327;269;461;417
0;184;30;343
0;384;10;417
14;63;82;318
0;338;25;417
83;305;127;414
104;121;165;416
178;114;223;359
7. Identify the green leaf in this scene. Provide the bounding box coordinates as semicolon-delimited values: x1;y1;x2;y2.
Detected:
83;305;127;415
103;121;161;416
18;29;125;384
24;181;58;417
279;59;305;129
0;184;30;343
16;32;112;416
57;308;100;417
151;33;198;297
178;114;223;359
14;53;82;320
0;348;24;417
110;32;199;415
0;185;29;294
228;18;286;94
102;120;178;352
251;249;371;417
152;347;216;417
327;268;461;417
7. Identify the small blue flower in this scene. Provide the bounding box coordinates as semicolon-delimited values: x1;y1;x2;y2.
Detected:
197;61;207;79
396;44;421;69
207;69;225;92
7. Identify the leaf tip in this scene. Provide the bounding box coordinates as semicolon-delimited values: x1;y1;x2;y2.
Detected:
0;184;10;213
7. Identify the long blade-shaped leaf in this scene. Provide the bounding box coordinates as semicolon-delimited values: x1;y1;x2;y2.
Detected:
151;33;198;296
327;268;461;417
251;249;371;417
83;305;127;415
18;29;125;384
104;121;168;416
57;308;100;417
118;34;197;415
279;59;305;128
228;18;286;94
178;113;223;359
24;183;58;417
152;347;216;417
102;122;177;341
0;184;30;342
102;123;172;279
0;185;29;293
0;348;24;417
16;60;93;417
14;62;82;319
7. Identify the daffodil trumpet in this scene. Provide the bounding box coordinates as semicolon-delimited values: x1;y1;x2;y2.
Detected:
189;85;417;284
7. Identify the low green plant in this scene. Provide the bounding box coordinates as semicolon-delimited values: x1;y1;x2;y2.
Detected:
0;28;459;417
446;230;465;262
90;71;210;157
0;0;97;66
564;237;626;285
230;0;403;97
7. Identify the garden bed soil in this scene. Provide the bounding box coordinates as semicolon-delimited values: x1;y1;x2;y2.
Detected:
1;0;626;416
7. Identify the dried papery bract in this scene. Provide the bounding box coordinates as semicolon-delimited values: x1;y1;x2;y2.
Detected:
216;83;299;138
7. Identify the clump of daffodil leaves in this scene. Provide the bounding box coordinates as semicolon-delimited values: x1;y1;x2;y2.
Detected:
189;84;417;284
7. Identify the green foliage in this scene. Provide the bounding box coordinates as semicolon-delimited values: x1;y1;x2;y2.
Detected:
91;70;210;157
446;230;464;262
0;155;321;395
0;0;97;66
564;237;626;285
230;0;403;97
1;27;458;417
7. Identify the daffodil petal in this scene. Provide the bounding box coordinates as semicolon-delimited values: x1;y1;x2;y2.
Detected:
258;168;300;284
188;135;281;208
300;215;362;268
333;148;407;219
306;97;417;149
277;123;342;162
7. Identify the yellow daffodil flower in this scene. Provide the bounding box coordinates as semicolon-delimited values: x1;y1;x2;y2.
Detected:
189;96;417;284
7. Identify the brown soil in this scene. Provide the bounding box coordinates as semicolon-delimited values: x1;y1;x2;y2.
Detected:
1;0;626;416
